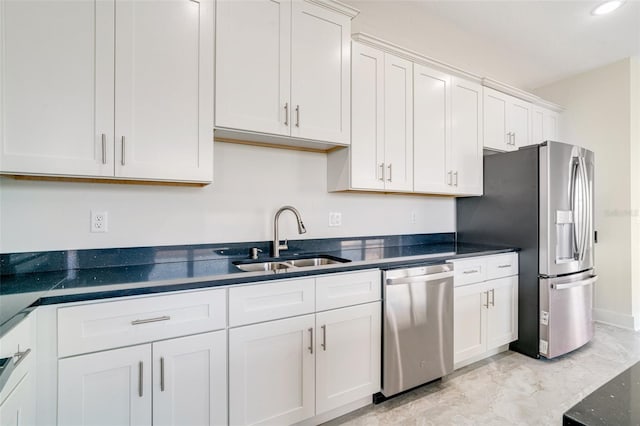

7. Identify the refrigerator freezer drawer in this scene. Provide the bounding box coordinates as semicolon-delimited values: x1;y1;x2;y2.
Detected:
539;271;596;358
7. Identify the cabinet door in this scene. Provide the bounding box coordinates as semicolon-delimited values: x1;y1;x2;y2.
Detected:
453;283;488;366
229;315;315;426
486;276;519;349
509;98;532;149
114;0;214;182
0;0;114;176
413;64;450;194
0;373;35;426
532;107;545;145
543;109;559;141
383;54;413;191
483;88;510;152
215;0;290;136
350;43;385;190
450;77;483;196
291;1;351;144
153;331;227;426
316;302;381;415
58;345;152;426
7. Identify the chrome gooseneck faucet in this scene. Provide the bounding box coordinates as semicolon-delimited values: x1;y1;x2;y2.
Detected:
272;206;306;257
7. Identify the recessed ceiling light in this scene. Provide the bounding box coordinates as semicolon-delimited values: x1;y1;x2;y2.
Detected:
592;0;625;15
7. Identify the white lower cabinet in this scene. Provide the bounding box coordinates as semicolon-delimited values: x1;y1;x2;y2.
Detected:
229;270;382;426
0;373;36;426
229;302;381;426
454;276;518;368
315;303;381;415
58;330;227;426
452;253;518;368
229;314;316;426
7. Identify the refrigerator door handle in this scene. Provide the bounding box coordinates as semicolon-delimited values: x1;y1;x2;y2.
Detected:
569;158;580;260
551;275;598;290
579;156;591;263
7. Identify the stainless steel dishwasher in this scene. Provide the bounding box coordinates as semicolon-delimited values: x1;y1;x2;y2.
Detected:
381;263;454;397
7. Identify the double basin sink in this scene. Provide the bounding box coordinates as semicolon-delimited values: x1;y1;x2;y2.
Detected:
233;254;350;272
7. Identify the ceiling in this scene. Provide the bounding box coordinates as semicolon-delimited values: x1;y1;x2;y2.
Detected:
351;0;640;89
406;0;640;88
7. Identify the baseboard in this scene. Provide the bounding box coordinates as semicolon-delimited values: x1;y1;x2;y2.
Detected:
593;308;636;330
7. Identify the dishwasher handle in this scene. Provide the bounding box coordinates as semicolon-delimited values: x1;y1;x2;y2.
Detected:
386;271;454;286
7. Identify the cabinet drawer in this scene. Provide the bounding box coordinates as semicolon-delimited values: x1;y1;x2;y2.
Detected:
0;314;35;401
58;289;226;357
229;278;315;327
486;253;519;280
316;270;381;311
451;257;487;286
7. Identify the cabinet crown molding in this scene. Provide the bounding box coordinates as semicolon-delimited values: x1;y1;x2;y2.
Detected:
306;0;359;18
482;78;565;112
351;33;481;83
351;33;564;112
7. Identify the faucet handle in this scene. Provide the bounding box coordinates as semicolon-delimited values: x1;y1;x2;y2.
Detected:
280;239;289;250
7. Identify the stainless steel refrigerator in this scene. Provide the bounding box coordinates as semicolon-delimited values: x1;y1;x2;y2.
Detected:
457;141;596;359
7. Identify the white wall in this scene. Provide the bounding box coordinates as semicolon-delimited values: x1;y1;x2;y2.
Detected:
0;142;455;253
535;58;638;329
351;1;532;89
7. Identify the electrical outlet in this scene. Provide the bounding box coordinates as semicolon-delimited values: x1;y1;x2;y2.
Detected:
328;212;342;227
91;211;108;233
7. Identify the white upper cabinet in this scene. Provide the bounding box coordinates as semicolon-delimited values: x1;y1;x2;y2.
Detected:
348;43;385;190
329;45;413;192
532;106;560;144
215;0;356;148
483;86;532;152
450;77;483;195
290;1;351;144
0;0;114;177
114;0;214;182
215;0;290;137
413;64;450;194
0;0;214;183
383;54;414;191
412;69;482;196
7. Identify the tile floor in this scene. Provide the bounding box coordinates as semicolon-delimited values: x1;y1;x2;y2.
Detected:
326;323;640;425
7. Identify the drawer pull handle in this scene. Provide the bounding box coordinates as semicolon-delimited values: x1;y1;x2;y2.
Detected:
463;269;479;274
490;289;495;306
484;291;490;308
13;348;31;368
308;328;313;354
497;264;512;269
131;315;171;325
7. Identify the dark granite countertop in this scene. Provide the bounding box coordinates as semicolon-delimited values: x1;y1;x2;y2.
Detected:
564;360;640;425
0;233;517;336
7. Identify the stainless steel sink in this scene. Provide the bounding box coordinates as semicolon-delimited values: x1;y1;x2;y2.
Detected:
233;255;350;273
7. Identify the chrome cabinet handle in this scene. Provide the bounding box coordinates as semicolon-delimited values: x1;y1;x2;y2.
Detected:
13;348;31;368
308;328;313;354
448;171;453;185
506;132;511;145
453;171;458;186
490;289;495;307
138;361;143;397
101;134;107;165
387;164;392;182
512;132;516;145
295;105;300;127
497;264;512;269
160;357;165;392
131;315;171;325
321;325;327;351
463;269;479;274
379;163;385;181
483;291;489;308
121;136;126;166
284;103;289;126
